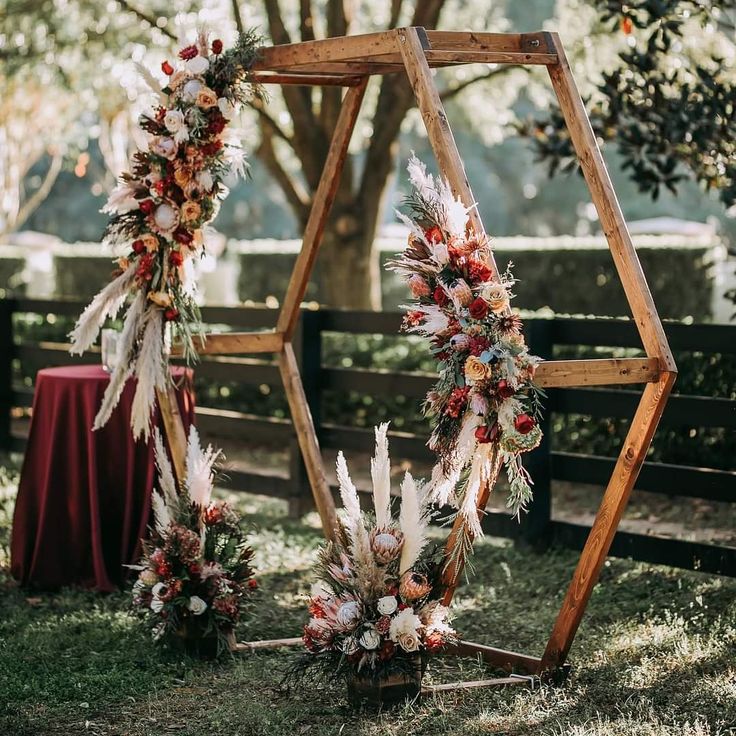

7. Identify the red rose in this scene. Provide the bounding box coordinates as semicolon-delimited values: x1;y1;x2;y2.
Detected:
169;250;184;267
514;413;536;435
425;225;443;244
173;227;193;245
164;308;179;322
474;423;500;444
247;579;258;590
433;286;449;307
496;379;515;399
468;296;489;320
211;39;223;54
207;115;226;135
139;199;154;215
131;239;145;254
161;60;174;75
425;632;444;652
178;44;198;60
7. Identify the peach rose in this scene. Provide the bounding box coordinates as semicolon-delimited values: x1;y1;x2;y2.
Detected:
148;291;172;308
181;200;202;224
483;283;510;313
464;355;491;383
196;87;218;109
174;165;193;188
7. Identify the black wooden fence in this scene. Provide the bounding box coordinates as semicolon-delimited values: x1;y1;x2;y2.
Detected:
2;298;735;576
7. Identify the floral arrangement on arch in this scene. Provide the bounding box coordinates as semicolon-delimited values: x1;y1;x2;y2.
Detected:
389;155;544;566
300;424;456;681
69;30;261;440
131;426;257;654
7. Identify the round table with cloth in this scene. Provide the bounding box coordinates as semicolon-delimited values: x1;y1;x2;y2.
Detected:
10;365;195;592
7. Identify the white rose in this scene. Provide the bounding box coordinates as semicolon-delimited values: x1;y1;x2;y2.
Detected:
396;630;421;652
359;627;381;651
150;597;164;613
377;595;398;616
151;582;167;598
217;97;236;120
181;78;203;102
149;136;177;160
335;600;362;631
187;56;209;75
163;109;185;133
187;596;208;616
389;607;422;641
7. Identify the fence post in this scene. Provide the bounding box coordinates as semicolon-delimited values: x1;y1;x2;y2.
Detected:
287;308;323;518
0;298;14;451
518;318;553;551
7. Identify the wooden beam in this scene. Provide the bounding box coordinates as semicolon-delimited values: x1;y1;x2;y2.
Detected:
545;33;676;373
425;50;558;66
278;343;340;541
541;371;676;671
232;636;302;652
250;72;365;86
277;80;368;338
446;640;542;675
397;27;491;265
422;676;532;694
424;30;553;53
154;386;188;485
534;357;660;388
254;30;401;71
171;331;284;356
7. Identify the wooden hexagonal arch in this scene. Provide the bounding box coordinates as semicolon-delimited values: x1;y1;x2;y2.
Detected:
157;27;676;686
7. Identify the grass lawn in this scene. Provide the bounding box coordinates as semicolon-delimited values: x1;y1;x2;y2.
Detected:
1;458;735;736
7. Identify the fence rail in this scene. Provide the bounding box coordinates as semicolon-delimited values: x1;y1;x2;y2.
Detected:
2;297;735;576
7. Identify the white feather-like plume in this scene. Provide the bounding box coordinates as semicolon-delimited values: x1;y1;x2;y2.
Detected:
336;451;372;567
185;425;221;508
399;472;429;574
151;490;171;535
370;423;392;529
153;428;178;508
92;290;146;431
69;263;137;355
130;309;168;441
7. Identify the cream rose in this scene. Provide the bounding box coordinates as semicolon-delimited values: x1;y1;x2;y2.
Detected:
149;136;177;160
180;78;202;102
187;596;208;616
359;627;381;650
187;56;209;75
163;109;185;133
218;97;236;120
464;355;491;383
196;86;218;109
395;630;421;653
376;595;398;616
483;283;510;313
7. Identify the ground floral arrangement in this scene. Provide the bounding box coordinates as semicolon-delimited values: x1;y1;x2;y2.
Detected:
69;30;260;440
390;155;544;568
298;425;456;685
131;426;256;654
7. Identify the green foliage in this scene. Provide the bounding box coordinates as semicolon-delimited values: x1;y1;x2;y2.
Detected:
523;0;736;206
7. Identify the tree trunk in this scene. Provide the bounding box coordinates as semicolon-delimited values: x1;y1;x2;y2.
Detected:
319;209;382;310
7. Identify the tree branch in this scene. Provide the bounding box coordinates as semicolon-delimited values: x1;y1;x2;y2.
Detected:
299;0;316;41
439;66;512;101
389;0;404;28
114;0;176;41
257;126;311;220
231;0;244;34
14;151;63;231
250;100;294;148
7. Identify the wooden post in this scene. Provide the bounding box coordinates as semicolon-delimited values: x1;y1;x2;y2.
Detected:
541;371;676;670
0;298;15;450
155;385;188;485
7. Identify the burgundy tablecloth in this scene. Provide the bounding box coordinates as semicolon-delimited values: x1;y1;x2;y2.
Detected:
10;365;195;592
